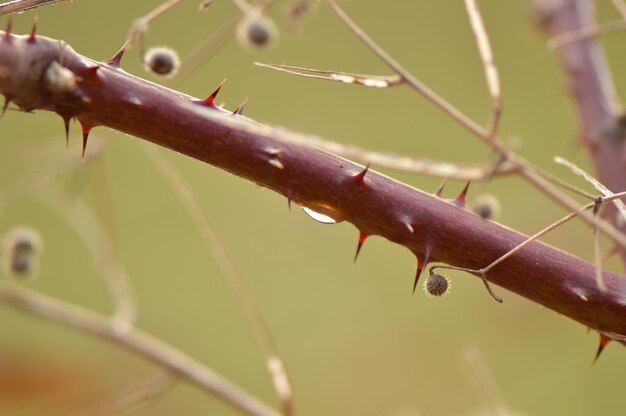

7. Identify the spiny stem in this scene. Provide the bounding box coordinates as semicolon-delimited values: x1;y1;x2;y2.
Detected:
1;32;626;339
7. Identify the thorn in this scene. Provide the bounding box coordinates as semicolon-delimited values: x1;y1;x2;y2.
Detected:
591;333;611;366
404;222;414;233
61;115;72;147
453;181;471;207
414;244;432;294
287;189;293;211
353;164;370;184
353;230;368;265
28;16;39;43
107;41;128;67
79;120;93;160
3;15;13;43
233;97;248;115
202;78;227;107
435;178;448;197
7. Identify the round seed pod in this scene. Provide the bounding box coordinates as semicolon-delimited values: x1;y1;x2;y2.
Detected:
236;10;279;49
471;194;501;220
2;227;43;279
423;273;451;298
143;46;180;78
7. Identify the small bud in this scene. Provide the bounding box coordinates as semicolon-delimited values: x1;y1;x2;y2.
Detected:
471;194;501;220
143;46;180;78
423;273;451;298
2;227;42;279
236;10;279;49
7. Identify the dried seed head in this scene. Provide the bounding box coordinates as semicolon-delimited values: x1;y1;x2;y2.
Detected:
143;46;180;78
424;273;451;298
2;227;42;279
471;194;501;220
236;11;279;49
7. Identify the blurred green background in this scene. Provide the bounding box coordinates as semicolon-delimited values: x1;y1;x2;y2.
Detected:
1;0;625;415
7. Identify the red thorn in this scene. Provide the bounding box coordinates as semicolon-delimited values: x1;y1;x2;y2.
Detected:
202;79;227;107
107;41;128;67
591;333;612;366
453;181;471;207
28;17;39;43
79;121;93;160
233;98;248;115
353;230;369;265
435;178;447;197
61;115;72;147
353;164;370;184
413;244;432;294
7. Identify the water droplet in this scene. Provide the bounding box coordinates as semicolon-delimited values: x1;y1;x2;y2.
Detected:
302;207;337;224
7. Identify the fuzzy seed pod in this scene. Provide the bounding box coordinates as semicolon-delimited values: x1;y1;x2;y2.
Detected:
2;227;43;279
423;273;451;298
143;46;180;78
236;10;279;49
471;194;501;220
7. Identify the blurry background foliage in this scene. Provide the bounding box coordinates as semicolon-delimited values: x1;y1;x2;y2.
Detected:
0;0;625;415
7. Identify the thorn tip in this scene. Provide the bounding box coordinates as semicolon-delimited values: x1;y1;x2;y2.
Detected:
413;245;432;294
353;164;370;184
107;41;128;67
592;333;611;366
353;230;368;265
453;181;471;207
203;78;227;107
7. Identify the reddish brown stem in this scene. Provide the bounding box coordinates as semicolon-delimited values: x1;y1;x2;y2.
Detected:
1;32;626;342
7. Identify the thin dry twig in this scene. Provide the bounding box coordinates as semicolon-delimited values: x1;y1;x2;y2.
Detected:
463;0;502;140
145;146;293;415
0;282;282;416
0;0;70;16
555;156;626;224
255;62;402;88
593;199;607;292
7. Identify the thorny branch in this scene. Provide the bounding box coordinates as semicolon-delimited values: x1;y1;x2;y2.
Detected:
1;27;626;339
